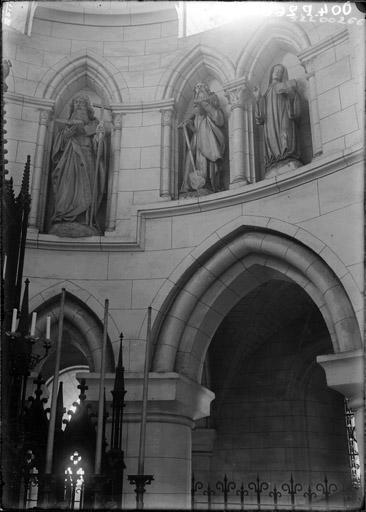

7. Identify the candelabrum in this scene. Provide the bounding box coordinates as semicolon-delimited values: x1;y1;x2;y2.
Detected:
6;321;52;376
7;280;52;377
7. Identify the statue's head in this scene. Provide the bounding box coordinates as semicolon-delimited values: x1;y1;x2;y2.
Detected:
193;82;212;103
269;64;287;84
69;95;95;120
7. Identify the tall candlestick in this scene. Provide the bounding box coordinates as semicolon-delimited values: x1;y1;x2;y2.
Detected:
95;298;109;475
138;306;152;476
30;311;37;336
11;308;18;332
45;289;66;474
46;315;51;339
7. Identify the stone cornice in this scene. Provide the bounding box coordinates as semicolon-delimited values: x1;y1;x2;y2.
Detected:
26;146;363;252
4;92;55;110
5;93;175;114
140;145;363;218
110;98;175;113
298;28;349;63
223;76;249;92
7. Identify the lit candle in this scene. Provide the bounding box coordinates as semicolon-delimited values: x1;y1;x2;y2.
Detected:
3;254;7;279
30;311;37;336
11;308;17;332
46;315;51;339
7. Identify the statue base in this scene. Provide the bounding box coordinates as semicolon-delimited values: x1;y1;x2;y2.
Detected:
179;188;215;199
49;222;100;238
264;158;302;179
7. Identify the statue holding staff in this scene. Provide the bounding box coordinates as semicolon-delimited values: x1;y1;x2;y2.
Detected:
50;95;107;237
253;64;302;178
179;82;226;195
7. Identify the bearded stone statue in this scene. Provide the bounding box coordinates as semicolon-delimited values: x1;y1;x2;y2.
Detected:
50;95;107;237
180;82;226;195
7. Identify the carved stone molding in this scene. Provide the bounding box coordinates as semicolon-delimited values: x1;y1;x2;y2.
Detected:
39;109;50;126
225;87;245;109
160;108;174;126
110;98;175;114
112;113;123;130
4;91;54;110
26;146;363;252
298;28;348;64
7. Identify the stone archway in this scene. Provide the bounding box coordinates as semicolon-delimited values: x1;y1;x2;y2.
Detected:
152;228;362;382
32;290;115;378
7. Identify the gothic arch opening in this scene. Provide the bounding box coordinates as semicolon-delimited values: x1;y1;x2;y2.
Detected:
195;279;352;495
152;229;361;381
32;292;114;382
151;228;360;505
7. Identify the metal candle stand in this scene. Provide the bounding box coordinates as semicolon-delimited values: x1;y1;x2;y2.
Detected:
127;474;154;510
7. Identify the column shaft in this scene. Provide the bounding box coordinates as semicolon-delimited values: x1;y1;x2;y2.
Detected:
160;108;173;198
301;59;322;157
106;113;122;232
29;109;50;230
225;87;248;188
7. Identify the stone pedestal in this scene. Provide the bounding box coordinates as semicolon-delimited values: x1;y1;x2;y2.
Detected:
317;349;364;491
79;371;215;509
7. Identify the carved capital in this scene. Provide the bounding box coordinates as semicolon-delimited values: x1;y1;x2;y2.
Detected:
225;87;246;110
301;58;316;77
39;109;50;126
112;113;122;130
160;108;174;127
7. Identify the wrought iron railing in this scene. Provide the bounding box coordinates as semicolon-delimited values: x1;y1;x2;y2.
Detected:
191;473;343;511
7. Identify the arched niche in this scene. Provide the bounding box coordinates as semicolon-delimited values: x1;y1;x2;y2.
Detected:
176;72;231;197
158;45;234;199
31;292;114;382
37;52;123;237
236;21;312;181
251;46;313;180
42;88;113;235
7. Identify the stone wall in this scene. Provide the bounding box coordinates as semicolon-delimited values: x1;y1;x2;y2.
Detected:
2;3;364;508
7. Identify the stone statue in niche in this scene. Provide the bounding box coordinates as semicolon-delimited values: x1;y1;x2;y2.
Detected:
253;64;302;179
179;82;226;196
2;59;12;92
49;95;107;237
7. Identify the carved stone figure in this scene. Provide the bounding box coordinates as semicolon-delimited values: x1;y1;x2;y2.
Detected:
2;59;12;92
49;95;107;237
254;64;301;178
180;82;226;195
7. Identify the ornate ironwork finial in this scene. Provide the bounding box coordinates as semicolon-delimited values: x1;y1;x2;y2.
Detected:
18;279;30;335
33;373;45;400
77;379;88;402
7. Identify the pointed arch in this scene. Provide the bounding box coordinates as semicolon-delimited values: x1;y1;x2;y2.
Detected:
236;19;311;80
31;290;115;374
156;43;235;101
35;49;127;104
151;226;361;382
29;281;119;373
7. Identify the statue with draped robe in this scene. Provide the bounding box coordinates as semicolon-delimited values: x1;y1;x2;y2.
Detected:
50;95;107;237
180;82;226;195
254;64;302;178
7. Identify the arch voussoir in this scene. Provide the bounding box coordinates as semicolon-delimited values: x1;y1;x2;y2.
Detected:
152;230;362;382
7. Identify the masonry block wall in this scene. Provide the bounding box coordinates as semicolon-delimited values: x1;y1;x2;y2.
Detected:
3;3;364;508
